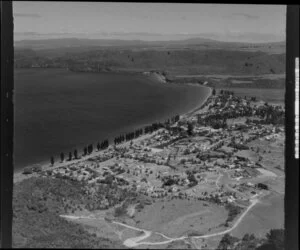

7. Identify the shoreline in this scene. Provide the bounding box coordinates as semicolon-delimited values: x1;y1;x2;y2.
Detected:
14;76;212;181
183;84;212;118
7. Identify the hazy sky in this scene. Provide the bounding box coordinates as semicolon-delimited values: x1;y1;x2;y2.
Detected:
13;2;286;42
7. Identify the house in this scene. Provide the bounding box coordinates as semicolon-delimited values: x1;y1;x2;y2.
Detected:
257;183;268;190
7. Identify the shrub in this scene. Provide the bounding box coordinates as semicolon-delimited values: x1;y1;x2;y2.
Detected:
225;203;243;223
32;166;42;173
114;205;127;217
23;167;33;175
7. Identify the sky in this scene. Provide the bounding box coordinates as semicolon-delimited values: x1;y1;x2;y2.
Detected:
13;2;286;43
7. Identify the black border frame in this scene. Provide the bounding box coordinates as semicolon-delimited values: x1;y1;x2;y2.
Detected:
285;5;299;250
1;0;14;248
1;2;299;249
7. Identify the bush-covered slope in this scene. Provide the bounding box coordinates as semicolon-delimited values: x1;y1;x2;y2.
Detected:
13;177;126;248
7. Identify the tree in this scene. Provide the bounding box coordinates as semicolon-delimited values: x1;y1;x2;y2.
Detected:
187;173;197;186
88;144;93;154
23;167;33;175
68;152;72;161
60;152;64;162
97;142;100;151
83;147;87;156
187;122;194;136
74;149;78;159
217;233;239;250
50;156;54;166
264;229;284;250
212;88;216;95
242;233;256;242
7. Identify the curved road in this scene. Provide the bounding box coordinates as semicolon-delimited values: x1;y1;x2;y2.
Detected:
60;193;263;248
122;195;259;247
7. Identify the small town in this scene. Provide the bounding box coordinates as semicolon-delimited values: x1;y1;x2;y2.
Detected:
19;89;285;249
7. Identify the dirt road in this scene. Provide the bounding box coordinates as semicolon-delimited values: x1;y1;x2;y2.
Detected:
60;193;262;248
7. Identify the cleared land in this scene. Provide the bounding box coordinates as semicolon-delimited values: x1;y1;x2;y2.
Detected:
230;193;284;238
132;199;227;238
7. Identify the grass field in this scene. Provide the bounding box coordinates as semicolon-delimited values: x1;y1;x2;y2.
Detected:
230;193;284;238
133;199;227;238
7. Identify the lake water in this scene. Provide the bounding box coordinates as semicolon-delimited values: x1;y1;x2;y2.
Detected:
14;68;210;170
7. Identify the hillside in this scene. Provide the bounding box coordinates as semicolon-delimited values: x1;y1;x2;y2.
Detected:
13;177;127;248
14;38;285;89
14;37;285;54
14;48;285;77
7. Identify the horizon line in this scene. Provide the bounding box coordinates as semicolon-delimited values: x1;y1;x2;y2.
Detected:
14;33;285;45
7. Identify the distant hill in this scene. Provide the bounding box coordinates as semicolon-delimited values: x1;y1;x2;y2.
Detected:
14;37;285;81
14;47;285;77
14;37;285;54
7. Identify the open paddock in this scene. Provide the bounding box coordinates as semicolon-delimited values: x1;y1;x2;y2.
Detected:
133;199;227;238
230;192;284;238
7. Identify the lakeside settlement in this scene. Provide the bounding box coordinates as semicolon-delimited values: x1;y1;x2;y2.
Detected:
13;88;285;249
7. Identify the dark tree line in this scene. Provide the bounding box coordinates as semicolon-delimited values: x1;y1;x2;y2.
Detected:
97;140;109;151
220;89;235;96
50;114;181;164
113;114;179;145
59;149;79;163
144;122;165;134
114;135;125;145
81;144;93;156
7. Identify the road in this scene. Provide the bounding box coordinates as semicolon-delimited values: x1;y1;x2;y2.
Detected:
124;195;260;247
60;215;100;220
60;193;262;248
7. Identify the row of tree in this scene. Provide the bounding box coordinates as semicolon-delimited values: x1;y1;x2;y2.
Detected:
114;114;180;145
144;122;165;134
97;140;109;151
50;114;180;165
220;89;235;96
83;144;94;156
59;150;78;162
50;139;108;165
